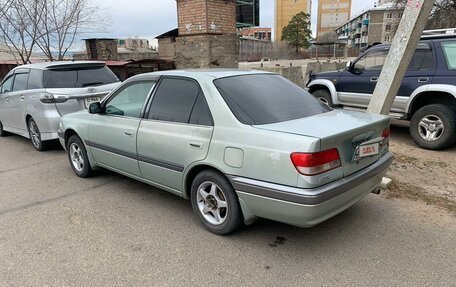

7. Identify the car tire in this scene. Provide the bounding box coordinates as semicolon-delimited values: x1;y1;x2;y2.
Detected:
312;89;333;107
190;170;243;235
0;121;10;137
67;135;93;178
410;104;456;150
27;117;48;151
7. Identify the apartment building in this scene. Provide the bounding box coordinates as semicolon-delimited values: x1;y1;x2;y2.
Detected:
335;2;403;53
317;0;351;39
275;0;311;41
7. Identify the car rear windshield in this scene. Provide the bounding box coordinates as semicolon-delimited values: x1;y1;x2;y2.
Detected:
44;66;119;88
213;74;331;125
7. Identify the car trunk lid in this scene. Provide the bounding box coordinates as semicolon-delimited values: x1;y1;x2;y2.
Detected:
46;82;120;116
253;110;390;177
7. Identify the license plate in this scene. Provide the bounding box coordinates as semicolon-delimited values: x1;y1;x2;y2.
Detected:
358;142;380;158
84;97;101;109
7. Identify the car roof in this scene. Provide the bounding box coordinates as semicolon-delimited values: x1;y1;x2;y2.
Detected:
14;61;107;70
364;41;432;53
131;69;274;80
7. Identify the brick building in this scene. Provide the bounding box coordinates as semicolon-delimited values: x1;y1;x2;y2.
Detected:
335;2;404;54
174;0;239;68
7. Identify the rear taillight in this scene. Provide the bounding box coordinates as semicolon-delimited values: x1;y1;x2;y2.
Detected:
39;93;69;104
382;127;390;139
291;148;342;176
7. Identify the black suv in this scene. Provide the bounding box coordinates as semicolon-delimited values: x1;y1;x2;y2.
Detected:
307;35;456;150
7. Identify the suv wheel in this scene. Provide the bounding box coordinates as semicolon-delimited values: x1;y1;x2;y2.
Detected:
27;117;48;151
312;89;333;107
190;170;243;235
410;104;456;150
67;135;93;178
0;121;10;137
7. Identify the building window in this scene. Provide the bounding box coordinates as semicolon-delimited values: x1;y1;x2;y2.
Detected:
385;24;392;31
386;13;392;19
399;12;403;18
385;36;390;42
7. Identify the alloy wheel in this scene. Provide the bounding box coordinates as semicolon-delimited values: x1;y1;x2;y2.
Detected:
196;181;228;226
317;97;330;106
418;115;445;142
70;143;84;172
28;120;41;148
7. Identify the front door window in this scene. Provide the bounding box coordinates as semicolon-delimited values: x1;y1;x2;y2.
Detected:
1;75;15;94
105;81;156;118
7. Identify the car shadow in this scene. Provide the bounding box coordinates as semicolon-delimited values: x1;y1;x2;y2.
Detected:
93;166;387;255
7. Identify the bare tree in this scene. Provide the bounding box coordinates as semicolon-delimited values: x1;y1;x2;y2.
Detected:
394;0;456;29
0;0;46;63
36;0;107;61
0;0;107;63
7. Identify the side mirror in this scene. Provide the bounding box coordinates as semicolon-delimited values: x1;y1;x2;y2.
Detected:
346;61;353;71
89;102;102;114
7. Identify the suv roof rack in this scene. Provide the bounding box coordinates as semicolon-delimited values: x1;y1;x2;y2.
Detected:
421;28;456;39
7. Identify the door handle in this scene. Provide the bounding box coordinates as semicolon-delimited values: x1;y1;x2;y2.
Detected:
5;98;9;103
370;77;378;82
189;141;202;148
123;130;134;137
418;77;429;83
20;96;25;101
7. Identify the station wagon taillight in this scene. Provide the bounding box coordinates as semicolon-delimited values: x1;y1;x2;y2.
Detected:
39;93;69;104
382;127;391;139
291;149;342;176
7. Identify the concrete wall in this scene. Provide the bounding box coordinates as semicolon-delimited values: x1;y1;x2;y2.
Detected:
158;38;177;61
175;34;239;69
251;61;348;88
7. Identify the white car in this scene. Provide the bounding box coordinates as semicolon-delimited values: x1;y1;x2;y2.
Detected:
0;61;120;150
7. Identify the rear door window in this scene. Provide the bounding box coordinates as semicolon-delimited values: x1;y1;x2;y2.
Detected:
13;72;29;92
44;66;119;88
214;74;330;125
189;94;213;126
441;41;456;69
27;69;44;89
148;78;200;124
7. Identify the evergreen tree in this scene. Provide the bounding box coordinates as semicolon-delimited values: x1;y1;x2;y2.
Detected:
281;12;312;52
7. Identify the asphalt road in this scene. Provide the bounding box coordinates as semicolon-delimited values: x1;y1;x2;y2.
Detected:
0;131;455;286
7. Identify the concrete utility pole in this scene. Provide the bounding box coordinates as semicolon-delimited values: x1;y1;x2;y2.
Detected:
367;0;434;114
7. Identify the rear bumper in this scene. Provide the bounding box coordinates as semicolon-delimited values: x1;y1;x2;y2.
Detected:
228;152;393;227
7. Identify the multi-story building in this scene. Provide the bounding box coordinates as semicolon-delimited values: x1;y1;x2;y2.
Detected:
240;27;272;41
317;0;351;39
335;2;404;54
275;0;311;41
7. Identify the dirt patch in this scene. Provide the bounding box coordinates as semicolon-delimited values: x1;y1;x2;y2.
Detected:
384;122;456;214
385;179;456;215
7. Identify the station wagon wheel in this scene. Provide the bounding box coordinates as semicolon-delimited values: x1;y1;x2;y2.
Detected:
67;135;93;178
410;104;456;150
311;89;333;107
190;170;243;235
27;117;48;151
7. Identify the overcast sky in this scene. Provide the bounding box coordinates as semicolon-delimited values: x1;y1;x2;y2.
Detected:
92;0;377;42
